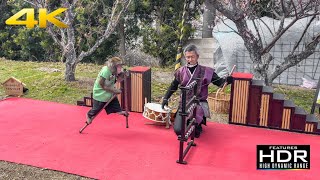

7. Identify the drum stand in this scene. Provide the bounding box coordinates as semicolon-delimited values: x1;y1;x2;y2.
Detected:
144;117;171;129
176;80;199;164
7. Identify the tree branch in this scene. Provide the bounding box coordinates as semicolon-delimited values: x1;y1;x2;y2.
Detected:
47;24;63;49
280;0;284;14
271;8;282;20
259;18;274;37
77;0;132;63
22;0;36;7
252;19;262;46
230;0;237;11
262;17;298;54
208;0;243;21
290;15;316;54
263;10;318;55
290;0;298;18
301;0;315;13
276;15;286;36
60;29;67;46
268;32;320;82
216;15;240;36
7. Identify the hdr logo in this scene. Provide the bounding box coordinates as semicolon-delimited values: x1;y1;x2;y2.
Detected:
257;145;310;170
5;8;68;28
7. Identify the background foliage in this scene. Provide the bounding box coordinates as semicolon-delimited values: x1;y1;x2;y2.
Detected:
0;0;200;66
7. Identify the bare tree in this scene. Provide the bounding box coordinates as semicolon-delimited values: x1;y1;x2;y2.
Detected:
202;0;216;38
209;0;320;85
25;0;131;81
118;17;126;58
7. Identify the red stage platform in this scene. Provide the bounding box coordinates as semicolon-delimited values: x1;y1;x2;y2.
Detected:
0;98;319;179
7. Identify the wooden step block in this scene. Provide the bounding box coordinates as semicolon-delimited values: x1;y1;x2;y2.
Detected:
229;73;253;124
262;86;273;93
283;100;295;108
305;114;318;133
247;80;264;125
77;100;85;106
291;107;307;132
251;80;265;86
272;93;285;100
259;86;273;127
77;93;93;107
316;123;320;134
268;93;285;128
281;100;295;130
84;96;93;107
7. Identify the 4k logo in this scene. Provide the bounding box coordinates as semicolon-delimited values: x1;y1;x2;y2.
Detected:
5;8;68;28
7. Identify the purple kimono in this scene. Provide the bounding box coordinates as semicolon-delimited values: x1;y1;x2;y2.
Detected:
175;65;214;124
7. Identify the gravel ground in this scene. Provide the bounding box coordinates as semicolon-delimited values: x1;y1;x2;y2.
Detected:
0;161;94;180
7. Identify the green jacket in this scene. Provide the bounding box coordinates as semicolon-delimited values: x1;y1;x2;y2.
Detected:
93;66;116;102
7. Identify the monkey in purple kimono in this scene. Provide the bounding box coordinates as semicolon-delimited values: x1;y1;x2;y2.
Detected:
162;44;233;138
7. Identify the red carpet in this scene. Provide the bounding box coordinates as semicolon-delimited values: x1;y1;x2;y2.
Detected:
0;98;320;179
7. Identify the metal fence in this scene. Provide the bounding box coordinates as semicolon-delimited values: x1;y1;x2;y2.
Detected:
235;43;320;86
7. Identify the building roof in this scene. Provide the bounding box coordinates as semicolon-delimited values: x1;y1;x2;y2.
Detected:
2;77;23;85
